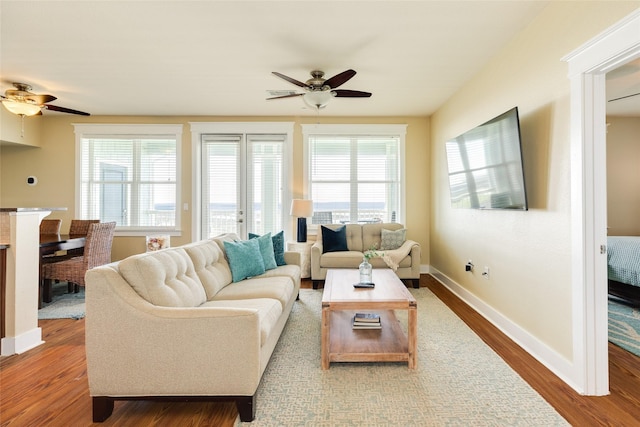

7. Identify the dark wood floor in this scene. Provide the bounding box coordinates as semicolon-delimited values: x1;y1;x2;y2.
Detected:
1;275;639;426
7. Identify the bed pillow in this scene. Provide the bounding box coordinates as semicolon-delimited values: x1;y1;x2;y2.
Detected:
248;232;277;271
223;239;265;282
249;230;286;266
322;225;348;253
380;228;406;250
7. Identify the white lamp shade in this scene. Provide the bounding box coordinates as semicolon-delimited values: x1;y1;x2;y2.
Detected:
303;90;335;109
290;199;313;217
2;100;41;116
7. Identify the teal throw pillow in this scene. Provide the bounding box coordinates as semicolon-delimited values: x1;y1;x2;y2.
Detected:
271;230;286;266
380;228;406;250
321;225;348;253
249;230;286;266
249;232;277;271
223;239;265;282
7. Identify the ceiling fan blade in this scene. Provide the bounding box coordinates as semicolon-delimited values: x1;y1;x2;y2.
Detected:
43;104;91;116
333;89;372;98
25;94;57;104
608;92;640;102
266;93;304;100
324;69;356;89
272;72;308;88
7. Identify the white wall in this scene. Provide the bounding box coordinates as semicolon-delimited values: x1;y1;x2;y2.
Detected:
607;116;640;236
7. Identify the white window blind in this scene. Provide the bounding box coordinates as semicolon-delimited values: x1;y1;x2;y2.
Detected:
305;125;405;225
201;133;285;238
74;124;181;234
247;134;285;234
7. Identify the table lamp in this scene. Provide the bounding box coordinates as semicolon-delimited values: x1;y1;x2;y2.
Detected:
290;199;313;242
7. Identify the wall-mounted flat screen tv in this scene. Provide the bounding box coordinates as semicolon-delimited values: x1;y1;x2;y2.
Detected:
445;107;528;210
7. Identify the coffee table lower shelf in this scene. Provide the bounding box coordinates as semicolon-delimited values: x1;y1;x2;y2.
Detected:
323;309;411;367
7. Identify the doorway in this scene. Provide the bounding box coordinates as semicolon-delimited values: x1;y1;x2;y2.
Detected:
564;9;640;395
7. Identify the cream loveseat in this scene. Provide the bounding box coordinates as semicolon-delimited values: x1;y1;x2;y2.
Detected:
85;233;301;423
311;222;421;289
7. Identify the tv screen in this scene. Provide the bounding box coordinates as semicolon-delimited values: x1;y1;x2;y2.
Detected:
445;107;528;210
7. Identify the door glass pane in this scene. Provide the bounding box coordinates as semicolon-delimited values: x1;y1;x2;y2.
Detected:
202;136;241;238
247;135;284;235
100;164;128;224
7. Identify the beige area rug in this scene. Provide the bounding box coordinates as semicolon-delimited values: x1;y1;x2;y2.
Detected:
237;288;569;426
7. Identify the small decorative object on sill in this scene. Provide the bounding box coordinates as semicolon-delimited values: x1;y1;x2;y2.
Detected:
146;235;170;252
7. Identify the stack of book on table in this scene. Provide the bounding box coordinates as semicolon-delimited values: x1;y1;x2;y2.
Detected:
352;312;381;329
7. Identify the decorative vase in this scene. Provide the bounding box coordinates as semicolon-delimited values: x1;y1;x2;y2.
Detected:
359;258;373;284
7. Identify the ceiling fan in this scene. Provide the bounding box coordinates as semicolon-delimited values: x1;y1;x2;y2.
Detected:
1;82;90;117
267;69;372;109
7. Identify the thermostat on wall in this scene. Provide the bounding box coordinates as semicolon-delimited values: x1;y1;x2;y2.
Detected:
27;176;38;186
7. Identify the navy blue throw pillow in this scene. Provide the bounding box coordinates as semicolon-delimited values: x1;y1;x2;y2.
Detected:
321;225;348;253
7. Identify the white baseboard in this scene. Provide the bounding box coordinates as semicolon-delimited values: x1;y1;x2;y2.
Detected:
420;264;430;275
429;267;581;393
1;327;44;356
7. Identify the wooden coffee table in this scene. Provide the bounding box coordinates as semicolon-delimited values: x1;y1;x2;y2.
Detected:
321;268;417;369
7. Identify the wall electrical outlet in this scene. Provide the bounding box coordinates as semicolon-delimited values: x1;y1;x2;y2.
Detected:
482;266;490;280
465;260;473;272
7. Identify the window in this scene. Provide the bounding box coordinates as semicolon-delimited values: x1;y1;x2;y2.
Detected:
303;124;406;227
74;124;182;235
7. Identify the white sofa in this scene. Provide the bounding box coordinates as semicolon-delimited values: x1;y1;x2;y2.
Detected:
311;222;421;289
85;233;301;423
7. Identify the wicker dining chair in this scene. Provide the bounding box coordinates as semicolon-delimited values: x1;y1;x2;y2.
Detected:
40;219;62;235
42;221;116;301
69;219;100;235
65;219;100;258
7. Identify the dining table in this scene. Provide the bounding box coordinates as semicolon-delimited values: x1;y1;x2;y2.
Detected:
39;234;86;305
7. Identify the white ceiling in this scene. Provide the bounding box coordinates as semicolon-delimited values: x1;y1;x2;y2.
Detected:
0;1;638;118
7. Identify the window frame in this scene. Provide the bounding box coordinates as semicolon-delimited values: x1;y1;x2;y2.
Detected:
73;123;183;237
302;124;407;234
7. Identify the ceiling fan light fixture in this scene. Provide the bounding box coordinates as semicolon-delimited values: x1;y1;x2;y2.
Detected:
2;99;41;116
303;90;335;109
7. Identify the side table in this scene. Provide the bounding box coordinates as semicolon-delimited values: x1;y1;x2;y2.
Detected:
286;241;313;279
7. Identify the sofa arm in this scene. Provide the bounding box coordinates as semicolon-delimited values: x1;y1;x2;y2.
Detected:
407;240;421;279
311;241;323;280
283;250;301;266
85;266;264;397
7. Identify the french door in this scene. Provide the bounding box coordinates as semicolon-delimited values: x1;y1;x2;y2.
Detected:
200;133;286;239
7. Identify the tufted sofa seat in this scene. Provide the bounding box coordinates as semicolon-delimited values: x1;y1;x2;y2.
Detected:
85;234;301;423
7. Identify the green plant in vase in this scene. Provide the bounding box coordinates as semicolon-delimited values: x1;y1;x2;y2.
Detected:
364;245;383;262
